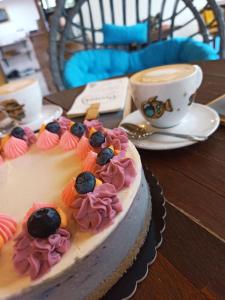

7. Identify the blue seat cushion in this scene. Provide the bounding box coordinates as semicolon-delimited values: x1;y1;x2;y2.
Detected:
64;37;219;88
103;23;148;45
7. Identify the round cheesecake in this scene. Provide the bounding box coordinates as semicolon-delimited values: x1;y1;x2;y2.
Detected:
0;140;151;300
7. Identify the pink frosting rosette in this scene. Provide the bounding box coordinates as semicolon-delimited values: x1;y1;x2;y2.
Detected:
0;155;4;165
13;228;71;280
2;127;36;160
60;130;79;151
75;135;92;159
96;156;136;191
82;150;97;173
71;183;122;233
102;128;128;154
3;136;28;159
62;179;77;206
36;130;59;150
0;213;17;249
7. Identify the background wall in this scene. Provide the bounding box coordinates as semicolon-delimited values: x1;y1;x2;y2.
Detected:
0;0;40;35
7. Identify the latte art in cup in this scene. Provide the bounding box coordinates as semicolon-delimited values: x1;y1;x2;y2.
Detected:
130;64;203;128
132;64;196;84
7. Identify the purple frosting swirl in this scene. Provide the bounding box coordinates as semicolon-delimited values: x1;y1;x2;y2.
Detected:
13;228;71;280
23;127;37;146
71;183;122;233
58;117;71;134
96;156;136;191
84;119;103;132
102;128;128;152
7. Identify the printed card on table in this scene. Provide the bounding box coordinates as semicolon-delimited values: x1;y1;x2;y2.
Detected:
67;77;129;117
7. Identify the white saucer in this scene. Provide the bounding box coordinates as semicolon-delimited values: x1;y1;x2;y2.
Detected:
120;103;220;150
21;104;63;132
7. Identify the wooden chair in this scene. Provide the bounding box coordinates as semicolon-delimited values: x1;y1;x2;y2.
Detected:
50;0;225;90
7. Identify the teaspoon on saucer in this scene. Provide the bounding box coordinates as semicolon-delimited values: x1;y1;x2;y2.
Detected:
120;122;208;142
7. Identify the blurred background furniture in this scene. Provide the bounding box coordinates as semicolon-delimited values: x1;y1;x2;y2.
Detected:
49;0;225;91
0;38;32;67
0;0;51;96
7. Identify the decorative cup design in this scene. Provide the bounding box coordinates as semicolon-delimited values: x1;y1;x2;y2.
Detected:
142;97;173;119
130;64;203;128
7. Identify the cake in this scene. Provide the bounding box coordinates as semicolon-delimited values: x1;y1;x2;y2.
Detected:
0;118;152;300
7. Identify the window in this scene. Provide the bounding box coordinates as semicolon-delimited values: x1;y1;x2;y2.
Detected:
41;0;56;10
41;0;75;10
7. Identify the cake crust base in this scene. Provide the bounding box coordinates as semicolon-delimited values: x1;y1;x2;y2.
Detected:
86;188;152;300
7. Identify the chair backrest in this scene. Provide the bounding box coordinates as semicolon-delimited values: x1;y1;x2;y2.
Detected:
50;0;225;90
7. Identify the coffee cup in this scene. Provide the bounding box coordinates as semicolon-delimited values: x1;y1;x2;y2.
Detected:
0;78;42;124
130;64;203;128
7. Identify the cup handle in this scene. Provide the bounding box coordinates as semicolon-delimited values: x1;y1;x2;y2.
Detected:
194;65;203;89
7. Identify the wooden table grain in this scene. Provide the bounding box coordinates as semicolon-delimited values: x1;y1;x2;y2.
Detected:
45;59;225;300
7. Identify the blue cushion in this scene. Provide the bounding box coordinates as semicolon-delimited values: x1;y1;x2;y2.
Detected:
64;37;219;88
64;49;130;87
103;23;148;45
211;36;220;53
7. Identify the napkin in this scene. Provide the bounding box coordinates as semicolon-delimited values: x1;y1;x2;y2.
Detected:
67;77;129;117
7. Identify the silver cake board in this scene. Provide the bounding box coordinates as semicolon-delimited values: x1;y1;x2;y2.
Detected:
102;166;166;300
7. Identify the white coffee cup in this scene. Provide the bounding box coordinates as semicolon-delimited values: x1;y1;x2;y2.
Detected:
130;64;203;128
0;78;42;124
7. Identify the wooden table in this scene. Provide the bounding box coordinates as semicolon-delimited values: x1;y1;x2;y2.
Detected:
45;60;225;300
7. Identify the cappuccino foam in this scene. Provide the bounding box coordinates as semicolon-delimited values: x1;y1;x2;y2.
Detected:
132;64;195;84
0;78;36;95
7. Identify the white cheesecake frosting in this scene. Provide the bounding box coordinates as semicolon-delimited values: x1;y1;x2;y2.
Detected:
0;141;141;299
